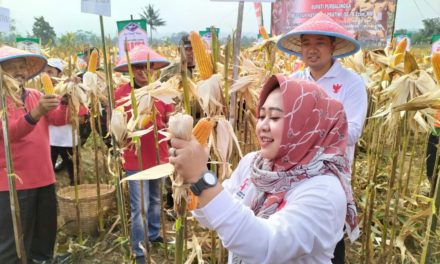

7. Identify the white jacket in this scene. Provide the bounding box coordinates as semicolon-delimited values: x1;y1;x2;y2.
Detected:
193;152;347;264
291;61;368;168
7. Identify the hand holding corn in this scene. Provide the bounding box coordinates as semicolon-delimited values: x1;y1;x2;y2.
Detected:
168;115;214;183
29;94;59;121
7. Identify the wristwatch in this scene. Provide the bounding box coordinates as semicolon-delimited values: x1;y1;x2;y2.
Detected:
190;171;218;196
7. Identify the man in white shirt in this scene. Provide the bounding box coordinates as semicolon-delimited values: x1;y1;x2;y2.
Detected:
46;58;86;185
277;12;368;264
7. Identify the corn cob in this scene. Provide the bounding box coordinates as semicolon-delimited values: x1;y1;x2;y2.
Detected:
187;118;215;210
432;52;440;85
394;38;407;55
187;192;199;210
87;49;99;73
390;38;407;67
41;73;54;94
189;31;214;80
192;118;215;146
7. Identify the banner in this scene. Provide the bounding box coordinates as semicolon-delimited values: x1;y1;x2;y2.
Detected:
81;0;111;17
432;35;440;54
16;38;40;54
199;27;220;50
0;7;10;33
117;19;148;60
271;0;397;45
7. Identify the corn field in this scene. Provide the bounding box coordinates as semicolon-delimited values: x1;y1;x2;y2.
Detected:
7;32;440;264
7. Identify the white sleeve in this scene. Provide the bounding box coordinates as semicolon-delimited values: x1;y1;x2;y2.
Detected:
193;176;347;263
343;77;368;146
221;153;254;194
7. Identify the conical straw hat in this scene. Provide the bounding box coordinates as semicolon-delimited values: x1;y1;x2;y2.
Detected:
277;12;360;58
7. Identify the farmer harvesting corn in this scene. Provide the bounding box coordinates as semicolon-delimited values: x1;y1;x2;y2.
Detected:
277;12;367;263
113;44;172;264
0;46;79;263
169;75;357;264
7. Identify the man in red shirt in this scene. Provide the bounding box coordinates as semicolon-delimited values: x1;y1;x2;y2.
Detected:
0;46;70;263
114;45;171;264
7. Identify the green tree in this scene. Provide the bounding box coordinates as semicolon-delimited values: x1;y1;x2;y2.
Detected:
32;16;56;45
412;17;440;44
394;29;409;36
139;4;166;44
58;32;76;48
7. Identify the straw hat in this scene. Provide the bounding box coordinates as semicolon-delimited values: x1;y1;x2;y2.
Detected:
277;12;360;58
0;45;47;79
114;44;170;72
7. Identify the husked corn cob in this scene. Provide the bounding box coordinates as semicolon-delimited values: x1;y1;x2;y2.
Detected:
432;52;440;85
189;31;214;80
188;118;215;210
391;38;407;67
87;49;99;73
187;192;198;210
41;73;54;94
394;38;407;55
192;118;215;146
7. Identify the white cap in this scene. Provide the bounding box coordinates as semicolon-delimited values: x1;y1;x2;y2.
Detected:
47;58;65;73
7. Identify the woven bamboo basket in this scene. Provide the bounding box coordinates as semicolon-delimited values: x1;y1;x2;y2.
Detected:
57;184;115;234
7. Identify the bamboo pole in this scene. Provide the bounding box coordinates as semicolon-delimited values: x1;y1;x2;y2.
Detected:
229;1;244;125
0;69;27;264
98;18;129;240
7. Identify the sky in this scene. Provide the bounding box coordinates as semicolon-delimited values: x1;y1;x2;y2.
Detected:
1;0;439;38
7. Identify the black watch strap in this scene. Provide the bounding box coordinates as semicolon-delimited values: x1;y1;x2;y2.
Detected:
190;171;217;196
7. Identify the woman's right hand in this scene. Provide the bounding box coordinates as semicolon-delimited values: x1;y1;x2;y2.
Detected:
169;137;209;183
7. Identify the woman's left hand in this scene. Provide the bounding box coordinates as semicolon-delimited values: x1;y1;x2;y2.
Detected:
169;137;209;183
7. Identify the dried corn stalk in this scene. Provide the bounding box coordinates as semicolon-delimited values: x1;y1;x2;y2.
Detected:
197;74;224;116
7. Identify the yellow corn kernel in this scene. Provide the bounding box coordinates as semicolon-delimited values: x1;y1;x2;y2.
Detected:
41;73;54;94
192;118;214;146
189;31;214;80
87;49;99;73
432;52;440;86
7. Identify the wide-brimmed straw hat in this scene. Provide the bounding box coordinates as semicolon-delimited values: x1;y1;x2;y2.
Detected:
114;44;170;72
0;45;47;79
277;12;360;58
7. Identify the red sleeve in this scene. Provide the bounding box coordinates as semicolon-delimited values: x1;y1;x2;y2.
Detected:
0;114;36;142
46;104;69;126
